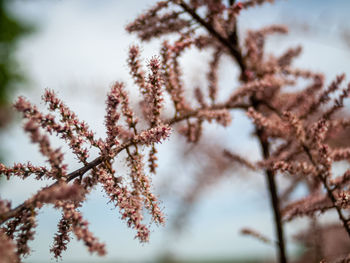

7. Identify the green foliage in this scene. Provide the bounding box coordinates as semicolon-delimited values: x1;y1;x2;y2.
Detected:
0;0;32;107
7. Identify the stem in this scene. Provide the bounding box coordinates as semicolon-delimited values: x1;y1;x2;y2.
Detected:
0;101;247;225
252;96;287;263
0;139;133;224
175;2;288;261
229;0;236;6
302;145;350;237
255;124;287;263
176;0;247;79
255;99;350;239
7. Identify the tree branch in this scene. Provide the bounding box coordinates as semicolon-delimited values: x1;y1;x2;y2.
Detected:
0;101;247;225
302;144;350;238
175;2;288;261
256;97;350;238
175;0;247;79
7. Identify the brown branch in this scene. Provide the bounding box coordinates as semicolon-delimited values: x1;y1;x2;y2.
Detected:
258;98;350;238
229;0;236;6
175;1;287;261
168;102;248;125
252;97;288;263
0;141;131;225
0;102;247;225
175;0;247;79
302;144;350;238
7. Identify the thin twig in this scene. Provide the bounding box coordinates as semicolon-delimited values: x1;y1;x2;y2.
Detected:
175;0;247;79
0;102;247;225
257;97;350;238
252;97;288;263
302;144;350;237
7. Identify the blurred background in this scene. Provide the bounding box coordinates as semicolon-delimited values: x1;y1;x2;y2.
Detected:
1;0;350;262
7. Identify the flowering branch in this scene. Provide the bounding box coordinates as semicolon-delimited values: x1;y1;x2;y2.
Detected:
2;1;350;262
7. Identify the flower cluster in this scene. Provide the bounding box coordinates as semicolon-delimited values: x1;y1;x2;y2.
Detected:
0;49;172;260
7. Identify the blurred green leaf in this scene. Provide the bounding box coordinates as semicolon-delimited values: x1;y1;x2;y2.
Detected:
0;0;33;107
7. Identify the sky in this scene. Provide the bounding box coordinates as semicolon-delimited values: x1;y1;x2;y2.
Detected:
1;0;350;262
